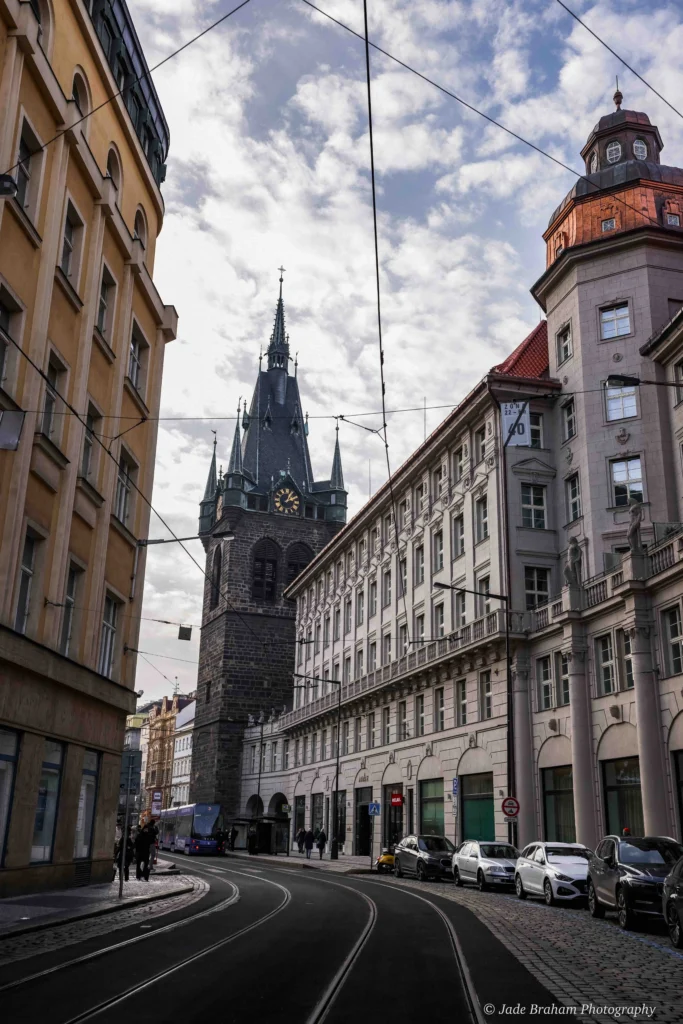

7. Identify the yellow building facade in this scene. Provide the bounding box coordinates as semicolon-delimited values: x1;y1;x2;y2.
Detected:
0;0;176;895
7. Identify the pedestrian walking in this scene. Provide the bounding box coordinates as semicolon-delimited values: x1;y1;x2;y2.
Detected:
135;822;156;881
229;825;238;851
115;828;134;882
316;829;327;860
296;828;305;854
215;827;225;855
304;828;314;860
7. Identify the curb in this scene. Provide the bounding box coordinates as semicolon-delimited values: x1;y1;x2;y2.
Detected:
0;881;194;941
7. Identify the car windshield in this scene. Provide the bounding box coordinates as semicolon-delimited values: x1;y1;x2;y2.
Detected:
418;836;455;853
480;845;518;859
546;847;590;862
619;840;683;865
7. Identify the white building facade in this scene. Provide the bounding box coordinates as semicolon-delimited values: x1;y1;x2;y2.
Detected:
172;701;195;807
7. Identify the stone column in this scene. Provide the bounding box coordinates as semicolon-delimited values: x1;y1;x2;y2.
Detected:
629;627;670;835
512;666;535;848
567;649;598;849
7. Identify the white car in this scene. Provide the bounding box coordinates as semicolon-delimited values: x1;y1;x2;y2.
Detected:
452;840;519;890
515;841;592;905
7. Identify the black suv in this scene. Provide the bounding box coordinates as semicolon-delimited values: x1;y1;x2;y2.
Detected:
587;836;683;930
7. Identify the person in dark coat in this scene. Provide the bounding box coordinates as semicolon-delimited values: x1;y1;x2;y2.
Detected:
135;822;156;880
296;828;306;854
115;829;134;881
304;829;315;860
316;829;327;860
214;828;225;855
229;825;238;851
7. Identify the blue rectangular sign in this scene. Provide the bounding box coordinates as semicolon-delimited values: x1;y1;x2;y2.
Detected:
452;778;459;796
368;802;381;816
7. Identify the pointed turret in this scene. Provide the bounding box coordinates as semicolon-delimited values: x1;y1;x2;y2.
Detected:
330;424;344;490
267;270;289;371
227;402;243;476
198;437;218;534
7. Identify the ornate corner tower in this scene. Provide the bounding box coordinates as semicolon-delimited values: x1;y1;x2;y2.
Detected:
190;278;347;817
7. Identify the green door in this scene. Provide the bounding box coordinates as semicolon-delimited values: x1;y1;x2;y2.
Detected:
461;772;494;841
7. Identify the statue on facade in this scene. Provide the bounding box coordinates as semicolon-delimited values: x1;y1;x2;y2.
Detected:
627;499;644;554
563;536;582;585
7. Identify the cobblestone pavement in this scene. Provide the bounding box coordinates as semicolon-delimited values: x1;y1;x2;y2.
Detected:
0;876;208;966
386;877;682;1024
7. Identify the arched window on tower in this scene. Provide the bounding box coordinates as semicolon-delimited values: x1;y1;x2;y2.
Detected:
286;543;314;586
210;545;222;609
252;540;279;602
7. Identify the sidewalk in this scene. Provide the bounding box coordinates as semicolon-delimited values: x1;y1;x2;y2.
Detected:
0;859;193;939
225;849;376;874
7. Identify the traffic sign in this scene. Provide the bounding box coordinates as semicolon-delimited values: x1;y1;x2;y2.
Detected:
368;802;381;816
390;793;404;807
501;796;520;818
504;817;517;825
452;778;459;796
281;805;291;813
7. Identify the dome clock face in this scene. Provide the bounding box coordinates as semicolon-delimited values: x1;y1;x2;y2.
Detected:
274;486;300;515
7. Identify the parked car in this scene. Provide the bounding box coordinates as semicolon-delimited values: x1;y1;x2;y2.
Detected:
662;855;683;948
587;835;683;930
394;835;455;881
452;840;518;890
515;842;591;904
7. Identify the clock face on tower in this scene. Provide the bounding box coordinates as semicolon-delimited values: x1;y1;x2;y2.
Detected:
274;486;300;515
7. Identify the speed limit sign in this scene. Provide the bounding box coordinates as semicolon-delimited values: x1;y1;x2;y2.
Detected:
501;796;520;818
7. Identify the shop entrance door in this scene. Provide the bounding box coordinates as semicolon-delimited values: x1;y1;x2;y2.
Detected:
383;784;403;845
355;786;373;855
461;772;494;841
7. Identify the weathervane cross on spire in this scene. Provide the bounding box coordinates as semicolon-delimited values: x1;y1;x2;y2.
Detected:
278;265;286;299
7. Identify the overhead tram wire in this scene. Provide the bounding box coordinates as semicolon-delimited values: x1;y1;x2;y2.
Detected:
554;0;683;123
299;0;669;236
2;0;253;178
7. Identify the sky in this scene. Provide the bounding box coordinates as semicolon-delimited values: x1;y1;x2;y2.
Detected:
125;0;683;702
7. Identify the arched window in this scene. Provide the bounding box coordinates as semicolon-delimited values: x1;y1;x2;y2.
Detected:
106;146;122;192
134;208;147;249
210;545;222;609
252;540;279;602
32;0;54;56
286;542;313;585
72;73;89;117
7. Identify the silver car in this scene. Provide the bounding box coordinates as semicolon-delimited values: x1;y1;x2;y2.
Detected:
453;840;519;890
516;841;591;905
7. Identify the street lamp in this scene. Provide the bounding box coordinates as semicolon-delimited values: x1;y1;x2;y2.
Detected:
293;671;343;859
606;373;678;390
433;580;515;844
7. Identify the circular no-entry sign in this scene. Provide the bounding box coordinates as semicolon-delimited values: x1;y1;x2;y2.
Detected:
501;796;520;818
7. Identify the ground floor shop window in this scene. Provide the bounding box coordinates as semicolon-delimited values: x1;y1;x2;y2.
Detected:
383;784;403;845
0;728;19;865
74;750;99;859
542;765;575;842
602;757;643;837
673;751;683;841
31;740;63;863
419;778;444;836
461;772;494;841
311;792;324;833
294;795;305;838
355;786;373;855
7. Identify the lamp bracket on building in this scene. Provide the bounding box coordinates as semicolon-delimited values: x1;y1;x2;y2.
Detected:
0;174;18;198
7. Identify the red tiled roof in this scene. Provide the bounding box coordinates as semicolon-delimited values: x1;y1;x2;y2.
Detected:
493;320;548;379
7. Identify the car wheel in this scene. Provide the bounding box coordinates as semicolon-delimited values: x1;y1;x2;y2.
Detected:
477;870;488;892
617;887;634;931
416;861;427;882
515;874;527;900
395;858;403;878
667;903;683;948
544;879;556;907
453;866;463;888
588;881;604;918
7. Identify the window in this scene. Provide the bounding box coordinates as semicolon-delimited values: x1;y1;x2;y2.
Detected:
305;629;312;661
611;457;643;506
415;544;425;585
97;266;115;337
74;751;98;859
334;607;341;640
320;730;327;760
323;615;330;648
529;413;543;448
589;151;598;173
14;534;36;634
60;201;83;282
283;740;290;769
382;570;392;607
114;452;135;524
633;139;647;161
14;119;43;220
525;567;549;610
474;426;486;463
453;447;464;483
356;589;364;626
601;218;616;232
394;556;405;597
369;580;377;618
455;590;466;629
398;701;407;740
314;624;321;655
414;482;425;512
521;484;546;529
342;722;349;755
432;467;443;499
294;739;300;767
343;656;351;684
397;501;407;531
355;648;364;679
557;324;572;365
31;740;63;863
433;530;444;571
128;324;148;393
16;132;33;209
42;354;64;438
398;623;408;656
434;603;445;638
252;541;278;602
382;706;390;745
98;594;118;677
475;494;488;542
566;474;581;522
286;544;312;585
596;634;616;694
358;538;367;565
383;513;393;546
434;687;445;731
302;738;307;766
367;712;376;749
368;641;376;671
344;598;352;634
537;656;553;710
479;671;492;720
667;212;681;227
345;550;353;576
453;515;464;557
604;381;639;423
354;718;362;753
555;652;570;706
476;576;490;618
0;292;19;389
619;630;634;690
134;208;147;248
562;399;576;441
663;607;683;676
600;303;630;339
59;564;79;656
80;404;100;480
456;679;467;726
415;613;425;644
606;140;621;163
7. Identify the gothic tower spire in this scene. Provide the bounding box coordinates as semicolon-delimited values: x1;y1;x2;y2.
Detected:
227;400;243;475
330;423;344;490
198;436;218;533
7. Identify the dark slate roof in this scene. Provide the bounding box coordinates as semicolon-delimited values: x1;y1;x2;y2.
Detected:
594;109;653;133
548;161;683;227
241;371;313;493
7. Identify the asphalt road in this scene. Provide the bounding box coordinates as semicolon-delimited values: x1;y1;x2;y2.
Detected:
0;856;561;1024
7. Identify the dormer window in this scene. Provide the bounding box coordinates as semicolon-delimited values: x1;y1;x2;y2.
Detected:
633;139;647;161
590;151;598;174
667;213;681;227
602;217;616;232
606;141;622;164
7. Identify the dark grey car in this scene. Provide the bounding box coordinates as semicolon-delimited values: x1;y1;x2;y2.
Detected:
394;835;455;881
587;835;683;930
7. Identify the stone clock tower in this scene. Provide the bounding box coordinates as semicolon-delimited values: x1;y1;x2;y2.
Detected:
190;278;347;817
